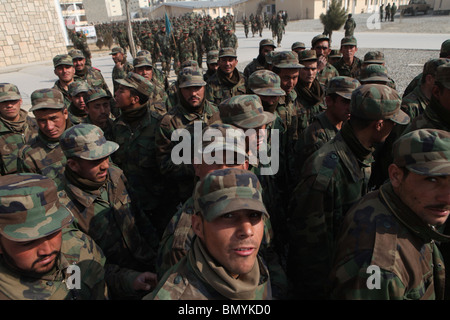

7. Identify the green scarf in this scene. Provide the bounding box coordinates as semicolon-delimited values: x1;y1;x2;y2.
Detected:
64;165;106;191
340;121;374;162
429;96;450;128
0;109;27;133
296;78;324;106
188;238;265;300
121;105;148;124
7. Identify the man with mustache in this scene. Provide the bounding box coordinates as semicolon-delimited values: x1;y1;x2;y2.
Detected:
84;88;114;140
52;54;76;109
0;173;108;300
330;129;450;300
145;168;272;300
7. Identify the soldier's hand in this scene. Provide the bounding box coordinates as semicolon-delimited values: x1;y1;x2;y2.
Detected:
317;55;327;72
133;272;158;292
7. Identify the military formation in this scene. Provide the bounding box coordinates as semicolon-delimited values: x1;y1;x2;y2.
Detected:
1;10;450;301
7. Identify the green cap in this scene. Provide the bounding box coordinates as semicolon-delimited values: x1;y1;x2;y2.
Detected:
0;173;73;242
53;54;73;68
363;51;385;64
311;34;329;47
0;83;21;102
115;72;154;96
248;70;286;96
207;50;219;64
193;168;267;222
219;47;237;58
440;39;450;57
137;50;151;58
326;76;360;99
272;51;304;69
219;94;276;129
435;62;450;89
329;49;342;58
133;56;152;68
109;47;124;55
178;67;207;88
68;49;85;60
341;36;357;47
260;39;276;48
351;84;410;125
68;81;89;97
393;129;450;176
291;42;306;50
60;123;119;160
85;88;111;104
30;88;65;112
359;64;390;83
297;49;317;62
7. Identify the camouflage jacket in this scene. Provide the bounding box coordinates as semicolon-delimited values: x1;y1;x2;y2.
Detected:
202;33;219;52
59;165;158;299
287;126;374;299
0;228;107;300
83;116;114;141
74;66;112;95
68;103;88;125
205;69;247;105
177;37;197;64
296;79;326;132
0;110;38;175
402;96;450;134
53;80;72;109
401;84;430;120
17;131;67;191
243;55;266;79
316;62;339;86
330;182;448;300
112;61;134;93
333;56;362;78
221;33;238;49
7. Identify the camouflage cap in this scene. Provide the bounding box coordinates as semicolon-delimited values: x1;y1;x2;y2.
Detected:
137;50;151;58
30;88;65;112
350;84;410;125
272;51;304;69
248;70;286;96
363;51;385;64
341;36;357;47
68;49;85;60
219;47;237;58
60;123;119;160
181;60;199;69
422;58;449;78
219;94;276;129
329;49;342;58
260;39;276;48
115;72;154;96
440;39;450;57
68;81;89;97
207;50;219;64
0;83;21;102
326;76;361;99
297;49;317;62
53;54;73;68
85;88;111;104
393;129;450;176
193;168;267;222
291;42;306;50
0;173;73;242
133;55;153;68
359;64;390;83
435;62;450;89
311;34;330;47
178;66;207;88
109;47;124;55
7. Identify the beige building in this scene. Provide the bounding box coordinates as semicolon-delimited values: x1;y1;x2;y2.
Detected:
150;0;245;19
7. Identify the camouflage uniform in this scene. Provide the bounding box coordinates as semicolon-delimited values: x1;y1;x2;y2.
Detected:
333;36;362;78
177;30;197;66
67;81;89;125
0;83;38;175
205;48;247;105
58;124;157;299
243;39;276;78
220;29;238;49
156;27;173;75
52;54;75;109
203;50;219;83
0;173;107;300
287;84;409;299
330;129;450;300
311;34;340;86
17;89;71;191
83;88;114;140
344;14;356;37
110;47;134;94
145;168;272;300
359;64;397;89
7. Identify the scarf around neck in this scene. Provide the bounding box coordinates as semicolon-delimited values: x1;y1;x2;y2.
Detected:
340;121;374;162
297;78;324;106
0;109;27;133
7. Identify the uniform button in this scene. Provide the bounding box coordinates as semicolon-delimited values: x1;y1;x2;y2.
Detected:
383;221;391;229
46;281;53;286
174;275;182;284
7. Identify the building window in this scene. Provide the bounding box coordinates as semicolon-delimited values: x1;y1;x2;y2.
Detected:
323;0;326;7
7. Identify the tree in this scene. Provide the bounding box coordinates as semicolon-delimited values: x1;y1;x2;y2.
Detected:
320;0;347;43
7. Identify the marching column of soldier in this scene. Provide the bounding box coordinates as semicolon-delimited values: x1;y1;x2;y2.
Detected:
1;10;450;301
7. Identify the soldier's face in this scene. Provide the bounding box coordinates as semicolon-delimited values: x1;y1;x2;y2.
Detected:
218;57;238;75
325;95;351;123
432;85;450;110
260;45;274;56
0;99;22;121
87;98;111;129
115;85;137;110
207;63;218;73
278;68;299;94
135;66;153;81
390;165;450;226
299;61;318;86
340;45;357;60
313;40;330;58
0;231;62;276
71;92;87;111
54;65;75;83
33;109;68;140
192;209;265;277
68;156;110;183
180;86;205;108
112;53;123;64
73;58;86;71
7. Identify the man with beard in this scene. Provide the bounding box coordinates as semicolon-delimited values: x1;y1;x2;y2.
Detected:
203;50;219;83
205;47;247;106
311;34;339;86
156;67;221;233
52;54;76;109
0;83;38;175
0;173;108;300
243;39;276;78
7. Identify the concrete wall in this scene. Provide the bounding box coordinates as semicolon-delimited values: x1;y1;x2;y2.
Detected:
0;0;67;68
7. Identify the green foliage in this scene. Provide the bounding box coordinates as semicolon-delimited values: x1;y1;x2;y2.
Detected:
320;0;347;41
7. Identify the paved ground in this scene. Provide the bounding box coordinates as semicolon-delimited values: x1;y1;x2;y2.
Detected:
1;13;448;110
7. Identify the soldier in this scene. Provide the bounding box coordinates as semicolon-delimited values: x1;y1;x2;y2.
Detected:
243;39;276;78
156;24;173;76
205;47;247;105
291;42;306;56
391;2;397;21
0;173;108;300
287;84;410;299
52;54;76;109
380;4;384;22
333;36;362;78
328;49;342;65
144;168;272;300
111;72;165;239
275;13;285;47
202;27;219;54
84;88;114;140
385;3;391;21
203;50;219;83
59;124;158;299
176;29;197;70
344;14;356;37
0;83;38;175
221;27;238;50
17;89;72;191
72;31;92;66
243;16;250;38
110;47;133;95
359;64;396;89
330;129;450;299
311;34;340;86
67;81;89;125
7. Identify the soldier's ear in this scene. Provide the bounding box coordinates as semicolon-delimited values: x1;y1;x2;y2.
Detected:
191;213;204;240
388;163;404;187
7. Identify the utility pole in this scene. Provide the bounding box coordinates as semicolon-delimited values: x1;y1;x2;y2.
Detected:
124;0;136;58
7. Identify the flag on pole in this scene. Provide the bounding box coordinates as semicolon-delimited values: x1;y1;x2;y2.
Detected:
165;12;172;36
